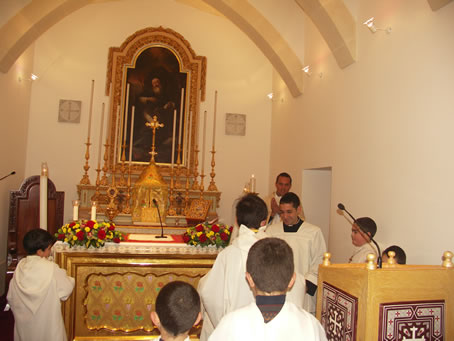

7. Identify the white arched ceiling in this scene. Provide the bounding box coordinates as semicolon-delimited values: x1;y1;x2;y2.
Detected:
6;0;451;96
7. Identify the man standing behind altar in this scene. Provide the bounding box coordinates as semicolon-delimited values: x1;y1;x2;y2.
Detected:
266;192;326;315
198;194;306;341
264;172;292;225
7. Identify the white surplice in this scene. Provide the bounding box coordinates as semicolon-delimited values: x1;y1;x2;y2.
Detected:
263;192;282;225
7;255;75;341
208;300;327;341
349;241;382;263
198;224;306;341
266;221;326;314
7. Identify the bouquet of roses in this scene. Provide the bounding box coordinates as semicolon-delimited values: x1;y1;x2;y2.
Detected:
55;220;124;248
183;222;233;248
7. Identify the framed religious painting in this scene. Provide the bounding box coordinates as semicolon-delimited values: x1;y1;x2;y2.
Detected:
105;27;207;176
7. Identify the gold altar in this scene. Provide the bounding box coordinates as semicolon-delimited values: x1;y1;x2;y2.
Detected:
54;241;219;340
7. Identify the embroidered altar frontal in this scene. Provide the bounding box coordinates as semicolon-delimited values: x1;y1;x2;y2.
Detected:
54;243;218;340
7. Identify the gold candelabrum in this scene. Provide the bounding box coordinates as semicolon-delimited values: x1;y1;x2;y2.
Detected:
105;165;119;221
100;140;109;186
208;148;218;191
80;139;92;185
192;147;200;190
119;142;127;186
122;162;132;214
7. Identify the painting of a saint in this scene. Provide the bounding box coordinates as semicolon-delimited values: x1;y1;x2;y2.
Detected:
123;46;187;164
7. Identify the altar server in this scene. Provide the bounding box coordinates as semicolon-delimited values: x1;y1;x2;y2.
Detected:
266;192;326;314
349;217;381;263
150;281;202;341
209;238;327;341
7;228;75;341
198;194;306;340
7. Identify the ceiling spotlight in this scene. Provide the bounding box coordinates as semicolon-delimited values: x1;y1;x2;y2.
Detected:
30;73;39;81
302;65;312;77
363;17;392;34
267;92;274;100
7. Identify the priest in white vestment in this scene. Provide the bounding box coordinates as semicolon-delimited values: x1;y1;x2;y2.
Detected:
264;172;292;225
198;194;306;341
208;237;327;341
7;229;75;341
266;192;326;314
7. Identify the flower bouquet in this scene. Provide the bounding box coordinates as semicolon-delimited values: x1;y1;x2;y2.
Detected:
183;222;233;248
55;220;124;248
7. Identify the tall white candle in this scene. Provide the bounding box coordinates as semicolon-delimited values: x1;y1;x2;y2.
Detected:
40;162;48;230
97;103;105;169
91;201;97;221
212;90;217;150
129;106;135;162
87;80;95;140
123;83;131;145
186;111;192;167
114;105;120;163
178;88;184;146
201;110;207;175
171;109;177;169
251;174;256;193
72;200;80;221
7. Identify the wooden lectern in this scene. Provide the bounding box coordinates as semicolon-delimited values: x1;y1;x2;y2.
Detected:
316;252;453;341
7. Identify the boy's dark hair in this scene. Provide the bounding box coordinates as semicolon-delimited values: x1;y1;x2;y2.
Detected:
246;238;294;293
279;192;300;209
155;281;200;337
23;228;54;255
236;194;268;229
276;172;292;184
383;245;407;264
354;217;377;238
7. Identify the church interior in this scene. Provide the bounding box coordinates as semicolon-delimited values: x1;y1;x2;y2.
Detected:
0;0;453;339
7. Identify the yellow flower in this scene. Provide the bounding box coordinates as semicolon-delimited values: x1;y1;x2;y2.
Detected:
63;227;67;233
191;235;195;239
196;232;202;237
85;227;90;232
94;223;99;229
207;231;214;237
72;236;77;241
64;238;68;242
75;223;80;228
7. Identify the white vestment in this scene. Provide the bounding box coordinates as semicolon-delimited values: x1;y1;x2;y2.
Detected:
7;255;75;341
349;241;382;263
266;221;326;314
198;225;306;341
208;301;327;341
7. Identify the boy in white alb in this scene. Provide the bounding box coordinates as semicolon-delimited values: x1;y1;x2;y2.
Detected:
209;237;327;341
198;194;306;340
7;228;75;341
349;217;381;263
150;281;202;341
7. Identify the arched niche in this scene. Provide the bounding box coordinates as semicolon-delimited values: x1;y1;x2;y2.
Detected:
106;26;206;176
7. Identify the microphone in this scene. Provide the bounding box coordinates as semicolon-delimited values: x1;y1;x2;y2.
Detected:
153;199;166;239
338;203;382;268
0;171;16;181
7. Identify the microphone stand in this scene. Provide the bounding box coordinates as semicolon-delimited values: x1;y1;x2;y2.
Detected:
338;203;382;268
153;199;166;239
0;171;16;181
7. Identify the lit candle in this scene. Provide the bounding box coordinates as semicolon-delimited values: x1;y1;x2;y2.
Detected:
72;200;80;221
97;103;105;169
251;174;256;193
40;162;48;230
91;201;97;221
201;110;207;175
123;83;130;146
171;109;177;169
178;87;184;146
129;106;135;162
87;80;95;140
212;90;217;150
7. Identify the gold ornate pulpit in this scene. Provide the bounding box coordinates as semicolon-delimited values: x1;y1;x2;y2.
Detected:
317;254;454;341
316;253;454;341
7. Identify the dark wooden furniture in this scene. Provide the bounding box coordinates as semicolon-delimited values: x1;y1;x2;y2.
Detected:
7;175;64;265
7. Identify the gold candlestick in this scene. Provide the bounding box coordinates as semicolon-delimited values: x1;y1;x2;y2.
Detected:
92;167;102;202
184;166;191;216
208;149;218;191
105;165;119;221
191;147;200;190
199;173;205;199
119;142;127;186
122;163;132;214
100;140;109;186
80;139;92;185
167;167;177;216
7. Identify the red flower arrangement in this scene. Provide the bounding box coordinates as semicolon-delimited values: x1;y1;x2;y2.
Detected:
183;223;233;248
55;220;124;248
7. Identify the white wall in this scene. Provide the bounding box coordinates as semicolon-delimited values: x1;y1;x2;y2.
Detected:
24;0;272;226
270;0;454;265
0;45;34;295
